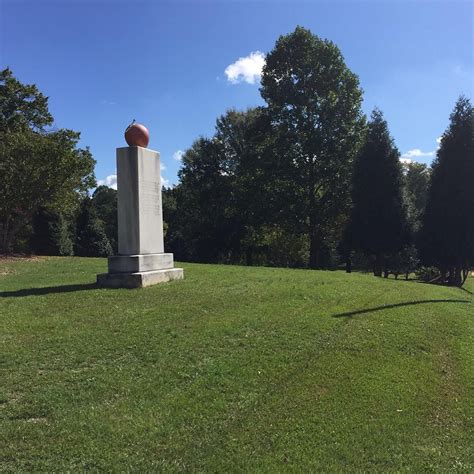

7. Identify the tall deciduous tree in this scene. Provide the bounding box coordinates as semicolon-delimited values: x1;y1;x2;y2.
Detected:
0;68;95;253
172;136;239;262
167;108;269;264
420;96;474;286
347;109;409;276
260;26;364;268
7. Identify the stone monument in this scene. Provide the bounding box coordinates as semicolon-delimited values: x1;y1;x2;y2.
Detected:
97;121;184;288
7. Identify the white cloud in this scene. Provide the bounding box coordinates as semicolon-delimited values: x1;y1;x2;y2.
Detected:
161;175;170;188
97;174;117;190
400;137;444;164
400;148;436;164
401;148;435;159
173;150;184;161
225;51;265;84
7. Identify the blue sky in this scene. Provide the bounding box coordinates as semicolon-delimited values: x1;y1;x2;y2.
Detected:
1;0;472;187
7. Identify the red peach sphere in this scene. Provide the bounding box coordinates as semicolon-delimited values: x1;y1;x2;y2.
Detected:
125;122;150;148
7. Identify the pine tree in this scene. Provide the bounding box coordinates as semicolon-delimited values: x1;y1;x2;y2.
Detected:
402;162;430;234
420;96;474;286
91;185;118;253
75;198;112;257
346;109;409;276
31;207;73;256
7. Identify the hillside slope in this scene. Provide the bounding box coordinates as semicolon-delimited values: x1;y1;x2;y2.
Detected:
1;257;473;471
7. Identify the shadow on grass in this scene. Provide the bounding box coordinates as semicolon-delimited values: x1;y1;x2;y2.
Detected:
333;299;470;318
0;282;99;298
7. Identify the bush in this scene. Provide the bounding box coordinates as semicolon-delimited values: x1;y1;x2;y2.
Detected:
415;266;440;282
74;199;112;257
31;207;74;256
386;245;420;279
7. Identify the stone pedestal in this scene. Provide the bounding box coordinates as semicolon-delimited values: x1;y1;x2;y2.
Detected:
97;146;183;288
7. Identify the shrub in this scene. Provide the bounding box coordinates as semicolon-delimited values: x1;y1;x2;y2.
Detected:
31;207;74;256
415;266;440;282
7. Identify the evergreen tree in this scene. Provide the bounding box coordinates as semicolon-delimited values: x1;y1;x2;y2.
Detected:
347;109;409;276
91;185;118;253
31;207;73;256
420;96;474;286
402;162;430;234
75;198;112;257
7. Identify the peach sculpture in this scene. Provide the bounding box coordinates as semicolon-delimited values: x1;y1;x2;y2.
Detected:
124;120;150;148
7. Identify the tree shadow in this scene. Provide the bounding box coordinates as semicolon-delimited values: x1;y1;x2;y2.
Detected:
0;282;100;298
333;299;470;318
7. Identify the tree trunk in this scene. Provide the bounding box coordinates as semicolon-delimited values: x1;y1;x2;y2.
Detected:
309;229;320;269
453;266;462;287
440;267;447;284
245;247;253;266
307;169;322;270
0;215;10;254
1;217;26;255
374;252;383;277
448;267;455;285
461;267;469;286
345;257;352;273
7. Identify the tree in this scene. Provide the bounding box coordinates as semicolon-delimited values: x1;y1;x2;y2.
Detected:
91;185;117;253
74;198;112;257
0;68;52;133
167;108;272;264
172;135;242;263
0;68;96;253
162;186;179;248
213;107;277;265
385;245;419;280
420;96;474;286
260;26;364;268
402;162;430;234
346;109;409;276
31;207;73;256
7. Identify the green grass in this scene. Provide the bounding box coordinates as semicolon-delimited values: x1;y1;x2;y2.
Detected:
1;257;473;471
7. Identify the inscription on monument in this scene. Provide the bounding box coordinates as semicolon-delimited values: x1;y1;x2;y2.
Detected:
140;180;161;216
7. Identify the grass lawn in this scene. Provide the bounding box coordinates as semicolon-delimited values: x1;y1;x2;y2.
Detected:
1;257;473;471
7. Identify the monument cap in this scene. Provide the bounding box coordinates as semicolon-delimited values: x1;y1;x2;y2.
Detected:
125;120;150;148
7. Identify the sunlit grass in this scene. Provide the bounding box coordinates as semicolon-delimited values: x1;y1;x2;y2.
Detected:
1;257;472;471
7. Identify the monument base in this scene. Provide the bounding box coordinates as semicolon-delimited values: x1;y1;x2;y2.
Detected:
97;251;183;289
97;267;184;289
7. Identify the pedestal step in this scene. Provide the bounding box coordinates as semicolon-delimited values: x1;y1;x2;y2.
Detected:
97;267;184;289
108;253;174;273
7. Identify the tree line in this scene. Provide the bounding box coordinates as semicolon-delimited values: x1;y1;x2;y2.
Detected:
0;67;115;258
1;27;472;286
